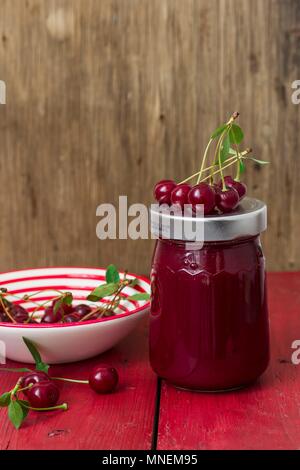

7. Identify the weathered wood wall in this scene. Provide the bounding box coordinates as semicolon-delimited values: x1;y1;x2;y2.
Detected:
0;0;299;274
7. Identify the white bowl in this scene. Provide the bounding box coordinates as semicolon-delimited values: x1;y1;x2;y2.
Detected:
0;267;150;364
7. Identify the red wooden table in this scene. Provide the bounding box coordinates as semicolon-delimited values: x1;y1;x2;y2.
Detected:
1;272;300;450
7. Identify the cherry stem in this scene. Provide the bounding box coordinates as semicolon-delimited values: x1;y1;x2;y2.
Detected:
179;154;237;183
22;402;68;412
16;383;33;394
191;112;240;186
99;282;125;318
179;149;252;184
196;138;213;184
200;158;239;182
52;377;88;384
195;112;239;186
234;143;242;181
78;305;105;322
2;292;41;307
79;275;131;323
209;112;239;184
10;378;23;396
215;130;229;191
23;289;64;300
25;294;62;324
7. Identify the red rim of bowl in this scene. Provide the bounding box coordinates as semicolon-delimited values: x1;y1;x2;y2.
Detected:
0;266;151;328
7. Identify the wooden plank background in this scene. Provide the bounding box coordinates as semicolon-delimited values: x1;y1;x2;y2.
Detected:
0;0;299;274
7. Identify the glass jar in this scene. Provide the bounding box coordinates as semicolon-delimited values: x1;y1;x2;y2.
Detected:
149;198;269;391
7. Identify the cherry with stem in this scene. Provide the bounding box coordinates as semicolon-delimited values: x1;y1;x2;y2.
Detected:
0;295;16;324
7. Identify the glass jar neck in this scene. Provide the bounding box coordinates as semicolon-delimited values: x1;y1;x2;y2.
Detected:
157;234;260;248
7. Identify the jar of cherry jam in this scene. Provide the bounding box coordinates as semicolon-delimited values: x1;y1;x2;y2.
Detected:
149;198;269;391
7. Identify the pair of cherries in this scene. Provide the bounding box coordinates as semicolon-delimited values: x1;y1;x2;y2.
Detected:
41;301;92;324
20;366;119;408
0;303;33;324
154;177;247;214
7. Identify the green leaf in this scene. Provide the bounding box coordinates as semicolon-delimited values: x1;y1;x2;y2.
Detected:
106;265;120;284
228;147;238;156
36;362;49;373
0;392;11;407
17;399;30;407
86;294;101;302
127;293;150;301
63;292;73;306
210;124;227;139
128;278;139;287
239;160;246;174
247;157;269;165
219;134;230;163
21;406;29;420
22;337;49;374
8;400;24;429
53;297;64;314
229;124;244;144
87;283;119;302
22;337;42;364
17;399;30;420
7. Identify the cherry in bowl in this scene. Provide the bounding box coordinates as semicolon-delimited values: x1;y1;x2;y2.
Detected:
52;299;73;315
41;306;64;324
73;304;92;318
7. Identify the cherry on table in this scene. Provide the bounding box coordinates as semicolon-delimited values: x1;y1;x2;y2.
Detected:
41;306;63;324
154;180;176;205
170;184;191;208
188;183;216;215
26;381;60;408
88;366;119;394
218;176;247;200
21;371;51;395
73;304;92;318
216;186;240;213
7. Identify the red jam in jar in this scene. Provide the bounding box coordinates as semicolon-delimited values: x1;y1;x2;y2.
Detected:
149;198;269;391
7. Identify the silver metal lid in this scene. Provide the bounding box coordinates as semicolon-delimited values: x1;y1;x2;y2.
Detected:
150;197;267;242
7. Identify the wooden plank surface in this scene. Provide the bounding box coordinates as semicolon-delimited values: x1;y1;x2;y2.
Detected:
0;318;156;450
157;272;300;450
0;0;299;273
